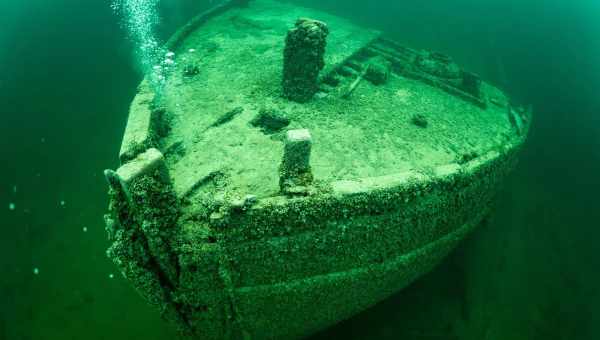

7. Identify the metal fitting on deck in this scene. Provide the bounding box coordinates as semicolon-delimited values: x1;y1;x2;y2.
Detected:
279;129;314;195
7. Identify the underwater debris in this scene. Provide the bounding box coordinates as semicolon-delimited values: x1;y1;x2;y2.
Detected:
343;68;368;99
209;106;244;128
365;56;392;85
250;108;290;134
461;70;482;97
489;97;506;107
8;203;15;211
282;18;329;102
416;51;461;79
314;91;328;99
340;49;392;98
416;52;461;79
183;63;200;77
231;194;258;211
508;106;524;136
412;114;429;128
280;129;313;194
458;151;479;164
322;73;341;87
243;194;258;206
338;66;358;77
33;268;39;275
401;47;487;107
346;60;363;72
82;227;88;233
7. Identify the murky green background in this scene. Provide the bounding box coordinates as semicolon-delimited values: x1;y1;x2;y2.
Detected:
1;0;599;339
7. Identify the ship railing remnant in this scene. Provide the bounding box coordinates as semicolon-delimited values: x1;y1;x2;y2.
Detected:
319;36;487;108
106;148;170;202
105;147;181;284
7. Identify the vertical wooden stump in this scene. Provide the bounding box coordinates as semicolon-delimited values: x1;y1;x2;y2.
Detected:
282;18;329;102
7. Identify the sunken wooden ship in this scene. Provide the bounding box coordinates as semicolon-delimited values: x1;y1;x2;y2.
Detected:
103;0;531;338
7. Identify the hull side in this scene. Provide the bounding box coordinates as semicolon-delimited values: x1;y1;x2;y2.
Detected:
172;143;523;339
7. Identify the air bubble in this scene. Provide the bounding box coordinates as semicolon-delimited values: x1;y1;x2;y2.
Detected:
112;0;164;90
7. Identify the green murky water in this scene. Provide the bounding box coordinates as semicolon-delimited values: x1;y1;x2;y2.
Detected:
1;0;599;339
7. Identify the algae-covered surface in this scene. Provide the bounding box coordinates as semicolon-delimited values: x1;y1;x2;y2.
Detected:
157;0;516;199
101;1;529;339
5;0;600;339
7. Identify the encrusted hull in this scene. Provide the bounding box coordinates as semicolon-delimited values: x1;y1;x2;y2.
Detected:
105;144;524;339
